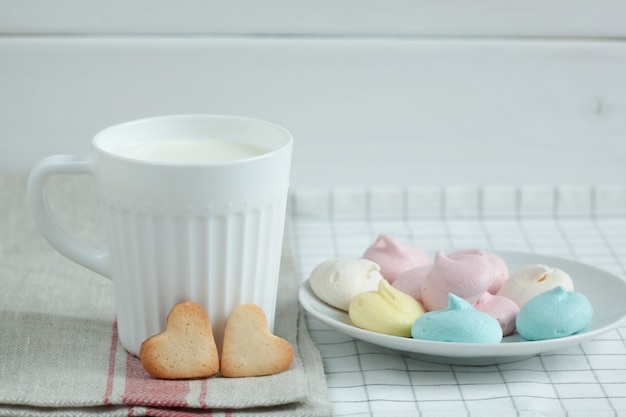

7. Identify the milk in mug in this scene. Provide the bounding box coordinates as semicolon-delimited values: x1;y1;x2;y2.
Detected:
116;139;270;163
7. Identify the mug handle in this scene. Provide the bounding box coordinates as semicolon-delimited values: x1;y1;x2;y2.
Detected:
27;155;111;278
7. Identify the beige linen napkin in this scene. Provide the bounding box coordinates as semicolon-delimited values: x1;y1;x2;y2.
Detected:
0;173;331;417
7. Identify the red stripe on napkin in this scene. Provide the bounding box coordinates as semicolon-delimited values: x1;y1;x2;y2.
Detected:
199;379;208;408
122;351;190;408
104;321;119;405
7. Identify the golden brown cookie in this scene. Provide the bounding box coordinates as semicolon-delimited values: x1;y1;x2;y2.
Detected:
220;304;294;378
139;301;219;379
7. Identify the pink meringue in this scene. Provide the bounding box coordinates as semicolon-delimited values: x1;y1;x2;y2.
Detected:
449;249;509;294
391;265;433;302
421;250;494;311
362;234;429;284
473;292;520;336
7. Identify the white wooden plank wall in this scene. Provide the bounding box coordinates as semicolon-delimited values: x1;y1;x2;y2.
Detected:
1;1;625;189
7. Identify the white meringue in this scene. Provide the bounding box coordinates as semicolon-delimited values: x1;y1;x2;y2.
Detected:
497;264;574;308
309;258;384;311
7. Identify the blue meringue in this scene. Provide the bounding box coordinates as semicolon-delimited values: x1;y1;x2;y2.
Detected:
411;293;503;343
516;286;593;341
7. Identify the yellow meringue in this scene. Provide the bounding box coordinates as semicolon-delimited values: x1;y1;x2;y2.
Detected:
349;280;425;337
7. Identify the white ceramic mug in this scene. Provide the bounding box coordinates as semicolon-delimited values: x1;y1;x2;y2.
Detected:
27;114;293;356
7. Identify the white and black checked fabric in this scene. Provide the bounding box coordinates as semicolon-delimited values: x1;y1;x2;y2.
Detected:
290;185;626;417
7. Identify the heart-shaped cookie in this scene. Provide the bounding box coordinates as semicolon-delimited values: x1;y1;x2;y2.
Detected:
220;304;294;378
140;301;219;379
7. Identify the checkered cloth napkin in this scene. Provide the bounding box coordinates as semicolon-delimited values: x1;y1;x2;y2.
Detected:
0;173;331;417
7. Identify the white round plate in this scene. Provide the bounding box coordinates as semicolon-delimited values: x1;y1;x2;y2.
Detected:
299;251;626;366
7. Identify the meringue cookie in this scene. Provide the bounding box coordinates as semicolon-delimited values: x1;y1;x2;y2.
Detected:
497;264;574;308
362;234;429;284
411;294;503;343
349;280;426;337
391;265;433;303
516;286;593;341
309;258;384;311
473;292;519;336
421;250;494;311
449;249;509;294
